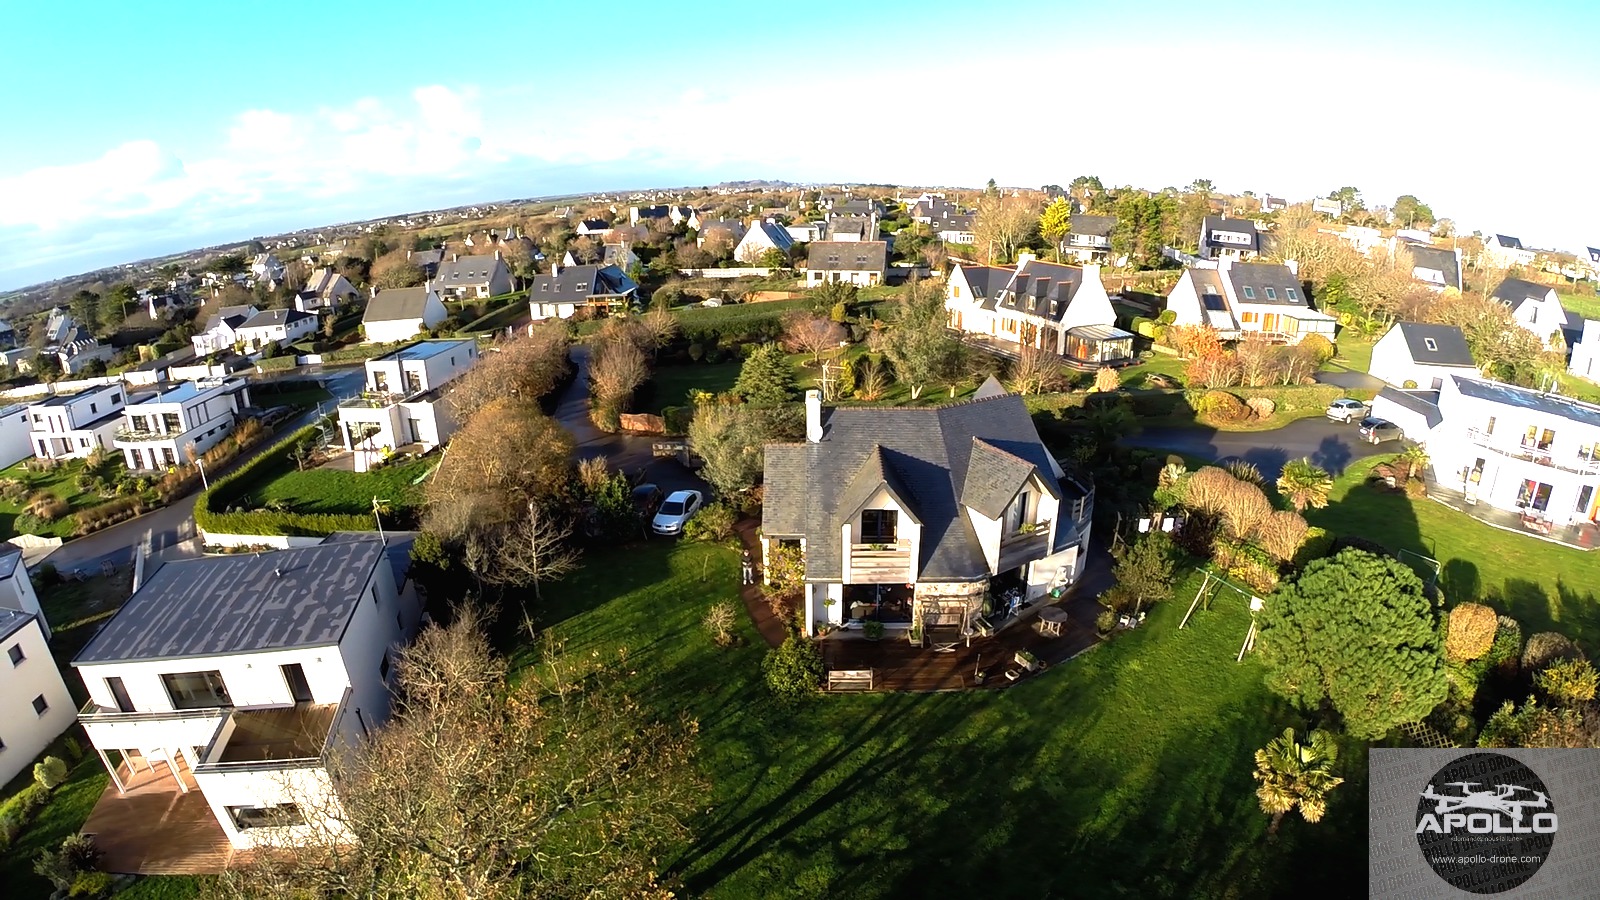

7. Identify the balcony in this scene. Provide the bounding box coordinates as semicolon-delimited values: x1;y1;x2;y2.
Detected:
847;539;913;583
193;695;347;774
1466;429;1600;476
79;700;226;723
998;521;1052;572
114;428;181;443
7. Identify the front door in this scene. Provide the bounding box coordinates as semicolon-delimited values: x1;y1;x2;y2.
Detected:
1518;480;1553;513
281;663;313;704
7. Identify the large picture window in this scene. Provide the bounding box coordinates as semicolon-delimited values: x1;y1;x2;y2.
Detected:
860;509;898;543
161;671;232;710
228;804;305;830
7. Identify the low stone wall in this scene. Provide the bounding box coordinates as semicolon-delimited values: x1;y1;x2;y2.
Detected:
676;267;777;278
619;412;666;434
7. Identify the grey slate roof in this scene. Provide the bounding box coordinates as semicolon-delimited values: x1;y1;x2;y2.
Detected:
761;392;1066;581
1068;215;1117;238
1203;216;1260;251
807;241;887;273
206;305;257;332
530;264;638;302
73;541;386;665
1491;277;1553;311
435;255;506;287
1223;262;1307;307
1588;247;1600;265
1451;375;1600;429
1377;386;1443;429
960;439;1048;519
0;608;35;645
364;287;436;322
1493;234;1524;249
1391;323;1475;368
957;265;1008;311
1404;243;1461;289
240;308;313;329
0;544;22;581
993;260;1086;322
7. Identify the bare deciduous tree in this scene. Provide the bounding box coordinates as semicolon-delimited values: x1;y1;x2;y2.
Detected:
466;502;579;600
204;608;702;900
1007;346;1068;396
448;324;573;421
370;250;425;289
781;312;847;365
589;340;649;410
972;194;1042;264
425;399;574;537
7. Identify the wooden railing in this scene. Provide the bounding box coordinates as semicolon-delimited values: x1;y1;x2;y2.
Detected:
848;539;912;582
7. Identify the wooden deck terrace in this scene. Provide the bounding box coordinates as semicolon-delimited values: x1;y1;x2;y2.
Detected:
219;703;337;763
822;598;1102;692
81;755;245;875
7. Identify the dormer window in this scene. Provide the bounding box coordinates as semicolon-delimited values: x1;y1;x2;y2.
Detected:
1242;286;1256;300
861;509;898;543
1423;338;1438;352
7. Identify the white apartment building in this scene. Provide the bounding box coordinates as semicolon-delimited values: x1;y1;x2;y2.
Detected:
27;383;127;460
115;378;252;472
73;538;422;851
0;403;33;469
337;339;477;472
1371;375;1600;526
0;609;77;786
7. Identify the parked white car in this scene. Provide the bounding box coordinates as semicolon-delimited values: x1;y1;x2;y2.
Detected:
1326;398;1368;423
650;489;704;535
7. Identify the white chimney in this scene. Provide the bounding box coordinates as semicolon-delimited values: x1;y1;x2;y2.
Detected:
370;285;377;299
452;252;459;262
551;261;560;277
1014;250;1036;269
494;249;502;260
805;390;823;443
1284;258;1299;277
1083;262;1101;284
406;249;412;260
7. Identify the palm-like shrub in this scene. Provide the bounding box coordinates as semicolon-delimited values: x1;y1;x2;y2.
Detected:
1253;728;1344;837
1277;458;1333;511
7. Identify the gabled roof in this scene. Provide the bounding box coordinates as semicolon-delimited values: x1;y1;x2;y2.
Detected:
73;541;387;665
1404;243;1461;290
239;308;313;330
206;305;258;332
954;264;1010;309
1377;386;1443;429
1223;262;1306;307
530;264;638;302
1068;215;1117;238
930;213;975;233
1204;216;1259;240
577;219;612;232
1389;322;1476;368
747;220;795;251
1491;234;1524;249
992;259;1086;322
837;446;924;527
364;287;438;322
960;438;1050;519
761;391;1068;581
1491;277;1555;311
1587;247;1600;264
435;254;507;285
807;241;887;272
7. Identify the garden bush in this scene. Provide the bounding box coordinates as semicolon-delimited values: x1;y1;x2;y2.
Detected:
703;602;739;648
71;497;147;537
1197;390;1247;423
1521;632;1581;673
763;634;822;701
33;756;68;790
683;501;736;543
0;477;28;503
660;405;693;435
1445;603;1498;662
25;492;69;521
68;870;114;899
1535;657;1598;705
1300;333;1335;366
1245;397;1276;419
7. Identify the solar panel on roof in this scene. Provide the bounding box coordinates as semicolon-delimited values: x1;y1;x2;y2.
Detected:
1203;295;1226;311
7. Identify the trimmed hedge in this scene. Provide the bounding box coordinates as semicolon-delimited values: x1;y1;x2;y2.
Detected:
255;355;298;372
320;341;415;365
195;426;373;537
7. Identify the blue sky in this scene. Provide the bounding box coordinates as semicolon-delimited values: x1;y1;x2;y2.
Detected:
2;0;1596;289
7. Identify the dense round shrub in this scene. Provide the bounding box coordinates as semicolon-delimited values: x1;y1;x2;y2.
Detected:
1299;333;1334;365
683;501;736;543
1523;632;1582;673
33;756;68;790
1445;603;1498;662
1199;390;1247;422
1535;657;1598;705
1246;397;1276;419
763;633;822;701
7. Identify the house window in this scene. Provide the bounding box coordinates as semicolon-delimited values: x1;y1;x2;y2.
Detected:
1264;287;1277;300
1424;338;1438;352
380;652;391;680
161;671;232;709
32;694;48;716
1004;490;1030;534
1285;288;1298;301
860;509;898;543
90;403;98;414
228;804;306;830
1242;286;1256;300
1578;485;1595;514
7;644;23;666
1240;312;1260;324
1486;417;1496;436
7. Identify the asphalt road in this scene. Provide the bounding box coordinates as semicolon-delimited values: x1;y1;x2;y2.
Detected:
553;346;709;497
1129;416;1394;479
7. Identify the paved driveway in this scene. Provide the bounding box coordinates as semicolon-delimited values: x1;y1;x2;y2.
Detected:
1128;417;1392;479
1315;369;1385;392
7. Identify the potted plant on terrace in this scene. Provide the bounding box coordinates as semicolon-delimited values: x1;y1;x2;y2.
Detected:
863;620;885;642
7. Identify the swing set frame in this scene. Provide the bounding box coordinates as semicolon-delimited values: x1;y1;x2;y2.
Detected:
1178;569;1265;663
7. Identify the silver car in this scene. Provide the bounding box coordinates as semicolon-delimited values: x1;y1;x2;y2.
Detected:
1326;398;1367;423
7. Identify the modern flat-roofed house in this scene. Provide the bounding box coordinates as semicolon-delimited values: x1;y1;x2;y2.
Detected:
1165;258;1335;343
236;309;317;353
734;220;795;263
1198;216;1261;260
115;378;252;472
28;383;127;460
528;263;638;320
338;339;477;471
947;253;1132;365
73;538;422;852
1491;277;1569;347
1369;322;1478;390
191;305;259;356
762;383;1094;637
433;253;514;301
1370;375;1600;530
805;241;887;287
0;607;76;786
362;286;447;344
0;403;33;469
1402;242;1463;292
1483;234;1537;269
1061;215;1117;262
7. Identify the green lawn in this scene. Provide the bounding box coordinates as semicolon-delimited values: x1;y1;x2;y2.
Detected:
253;387;332;413
1304;456;1600;650
1325;333;1375;374
0;458;123;540
512;543;1364;898
0;751;110;897
1118;353;1187;387
238;456;434;516
112;876;210;899
1560;291;1600;322
641;363;743;413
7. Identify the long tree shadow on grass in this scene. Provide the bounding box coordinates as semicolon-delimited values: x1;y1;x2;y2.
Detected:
1487;577;1600;657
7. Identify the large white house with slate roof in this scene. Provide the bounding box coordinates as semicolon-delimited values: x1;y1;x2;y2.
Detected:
1400;241;1463;292
1369;322;1479;390
806;241;887;287
73;537;422;851
1061;215;1117;263
190;305;259;356
1198;216;1261;261
762;383;1094;637
528;263;638;320
1490;277;1569;347
433;252;514;301
1165;258;1335;344
1483;234;1537;269
945;253;1133;366
235;308;317;352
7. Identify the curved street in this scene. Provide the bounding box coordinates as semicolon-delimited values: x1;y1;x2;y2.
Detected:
1127;416;1393;480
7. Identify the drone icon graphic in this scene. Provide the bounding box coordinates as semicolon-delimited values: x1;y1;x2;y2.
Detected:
1421;782;1551;824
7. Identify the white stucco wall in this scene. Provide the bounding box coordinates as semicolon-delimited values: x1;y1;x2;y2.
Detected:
0;617;76;785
